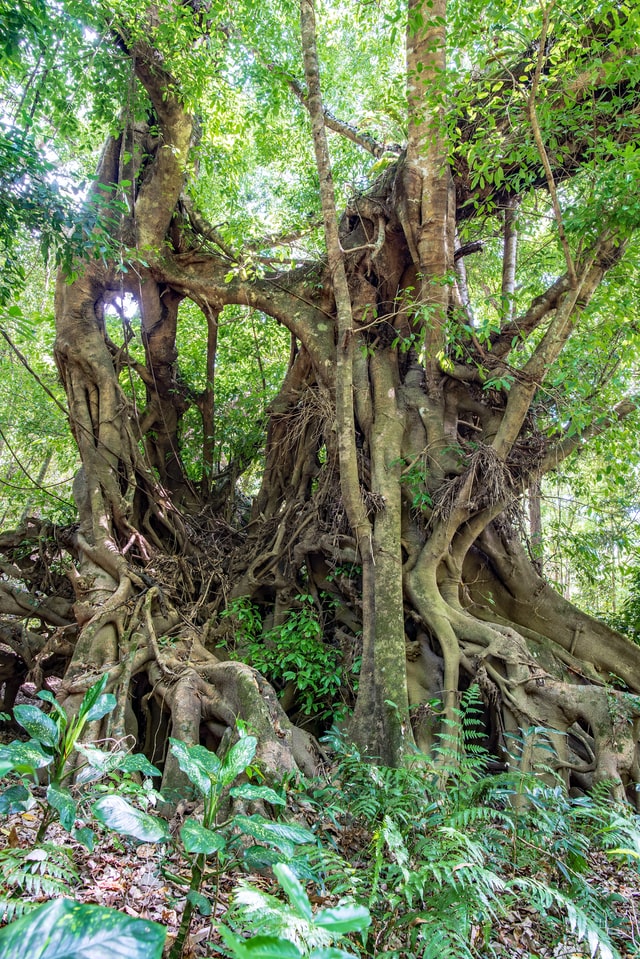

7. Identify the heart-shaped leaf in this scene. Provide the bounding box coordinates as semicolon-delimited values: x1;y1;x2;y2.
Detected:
0;897;166;958
93;795;169;843
13;705;59;748
180;819;226;855
186;889;212;916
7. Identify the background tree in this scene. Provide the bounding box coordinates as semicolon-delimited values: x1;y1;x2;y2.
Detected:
1;0;640;801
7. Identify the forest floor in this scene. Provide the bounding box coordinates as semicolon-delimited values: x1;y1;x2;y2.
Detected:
1;690;640;959
1;792;640;958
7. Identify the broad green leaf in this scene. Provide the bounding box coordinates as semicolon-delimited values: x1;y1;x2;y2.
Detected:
75;746;161;783
180;819;226;854
77;674;109;721
243;844;283;872
84;693;117;723
218;926;302;959
118;753;162;777
0;740;52;775
234;815;316;852
230;783;286;806
93;795;169;843
36;690;68;730
169;739;221;796
314;904;371;934
220;735;257;786
186;889;212;916
13;705;59;748
0;897;166;958
273;863;312;920
47;783;76;832
0;783;34;814
75;744;128;783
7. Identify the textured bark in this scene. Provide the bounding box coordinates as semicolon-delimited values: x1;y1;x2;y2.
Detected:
1;0;639;804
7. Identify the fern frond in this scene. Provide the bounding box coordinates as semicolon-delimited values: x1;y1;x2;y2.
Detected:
510;876;620;959
0;844;78;903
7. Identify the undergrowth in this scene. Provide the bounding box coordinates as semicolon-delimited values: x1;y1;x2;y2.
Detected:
0;682;639;958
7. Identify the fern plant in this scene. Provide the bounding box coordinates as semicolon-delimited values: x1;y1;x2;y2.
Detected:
0;844;79;921
318;686;634;958
218;862;370;958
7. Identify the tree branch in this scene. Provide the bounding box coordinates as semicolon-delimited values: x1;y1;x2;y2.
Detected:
283;70;399;158
527;3;577;287
540;397;639;473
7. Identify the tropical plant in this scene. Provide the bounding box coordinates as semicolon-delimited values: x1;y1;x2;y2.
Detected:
0;898;166;959
101;729;315;959
222;595;343;718
219;862;370;959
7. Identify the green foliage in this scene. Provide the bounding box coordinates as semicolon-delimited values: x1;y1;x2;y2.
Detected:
165;730;319;959
0;898;166;959
315;695;636;959
0;844;78;922
0;699;638;957
0;676;162;846
220;863;370;958
221;596;343;718
92;794;170;844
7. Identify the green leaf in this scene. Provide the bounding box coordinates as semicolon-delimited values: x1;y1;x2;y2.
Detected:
47;783;77;832
273;863;312;920
77;675;109;721
84;693;117;723
220;735;258;786
0;740;52;775
13;705;59;748
93;795;170;843
186;889;212;916
72;825;95;850
75;745;128;783
0;782;33;814
169;739;221;796
314;904;371;934
36;690;67;732
218;927;302;959
0;897;166;958
118;754;162;777
229;783;286;806
242;844;284;872
180;819;226;854
76;746;160;782
234;815;316;852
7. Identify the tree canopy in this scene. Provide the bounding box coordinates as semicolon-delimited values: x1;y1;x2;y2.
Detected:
1;0;640;801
